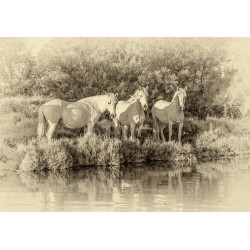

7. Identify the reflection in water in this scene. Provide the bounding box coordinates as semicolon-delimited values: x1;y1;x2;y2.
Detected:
1;157;250;211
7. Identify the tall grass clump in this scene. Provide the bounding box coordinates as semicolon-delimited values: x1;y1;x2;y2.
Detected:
18;135;121;172
77;135;121;167
206;116;250;135
142;140;197;168
18;138;78;171
0;96;49;118
120;140;142;164
195;128;250;159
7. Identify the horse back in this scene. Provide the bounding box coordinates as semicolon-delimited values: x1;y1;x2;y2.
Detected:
152;100;184;124
62;101;95;128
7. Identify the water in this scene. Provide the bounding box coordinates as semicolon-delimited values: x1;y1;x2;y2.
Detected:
1;156;250;212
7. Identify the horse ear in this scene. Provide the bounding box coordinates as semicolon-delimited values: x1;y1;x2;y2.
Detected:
115;93;118;98
184;87;187;91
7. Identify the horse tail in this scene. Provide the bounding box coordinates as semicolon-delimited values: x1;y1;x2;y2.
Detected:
37;106;47;138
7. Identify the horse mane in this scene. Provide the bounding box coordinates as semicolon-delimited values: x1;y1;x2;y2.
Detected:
126;90;138;103
80;94;109;112
170;91;179;103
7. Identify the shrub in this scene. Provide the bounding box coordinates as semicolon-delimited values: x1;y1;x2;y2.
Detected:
0;143;21;170
18;138;78;171
120;140;142;164
195;128;250;158
0;96;49;118
0;112;37;147
206;117;250;135
77;135;121;167
142;140;197;168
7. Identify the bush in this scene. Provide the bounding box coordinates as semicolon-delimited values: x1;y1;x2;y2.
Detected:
195;128;250;158
120;140;142;164
17;135;198;172
0;96;49;118
77;135;121;166
206;117;250;135
0;143;21;170
18;135;122;171
142;140;197;168
18;138;78;171
0;112;37;147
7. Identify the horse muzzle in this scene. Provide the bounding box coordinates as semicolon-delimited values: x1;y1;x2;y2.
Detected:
143;105;148;111
110;114;116;119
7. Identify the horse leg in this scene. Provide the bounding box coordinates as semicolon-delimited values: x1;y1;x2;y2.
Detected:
160;125;166;142
86;122;94;136
152;125;157;140
106;124;111;138
156;126;160;141
153;121;159;141
138;124;143;139
178;122;183;143
123;125;128;140
130;122;136;140
168;121;173;142
154;125;160;141
115;125;121;139
46;120;58;142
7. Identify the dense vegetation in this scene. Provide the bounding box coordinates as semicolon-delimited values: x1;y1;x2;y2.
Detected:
1;38;249;172
0;96;250;171
0;38;240;119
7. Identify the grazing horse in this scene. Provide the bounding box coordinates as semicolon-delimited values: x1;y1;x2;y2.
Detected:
37;93;118;141
152;87;187;143
116;86;149;140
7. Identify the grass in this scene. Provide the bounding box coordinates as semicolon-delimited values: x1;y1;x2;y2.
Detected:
195;127;250;159
17;135;197;171
1;95;250;171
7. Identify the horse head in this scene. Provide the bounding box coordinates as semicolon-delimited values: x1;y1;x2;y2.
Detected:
176;87;187;111
135;86;149;111
106;93;118;119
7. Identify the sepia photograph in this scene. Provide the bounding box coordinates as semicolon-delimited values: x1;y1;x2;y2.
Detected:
0;37;250;212
1;0;250;249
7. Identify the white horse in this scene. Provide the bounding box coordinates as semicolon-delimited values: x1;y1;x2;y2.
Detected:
152;87;187;143
115;86;149;140
37;93;118;141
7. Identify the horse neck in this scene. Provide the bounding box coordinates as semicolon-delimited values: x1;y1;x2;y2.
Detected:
84;95;107;113
170;95;181;111
127;95;137;103
132;99;143;111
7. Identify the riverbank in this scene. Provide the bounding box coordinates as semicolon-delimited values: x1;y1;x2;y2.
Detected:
16;136;196;171
1;96;250;171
